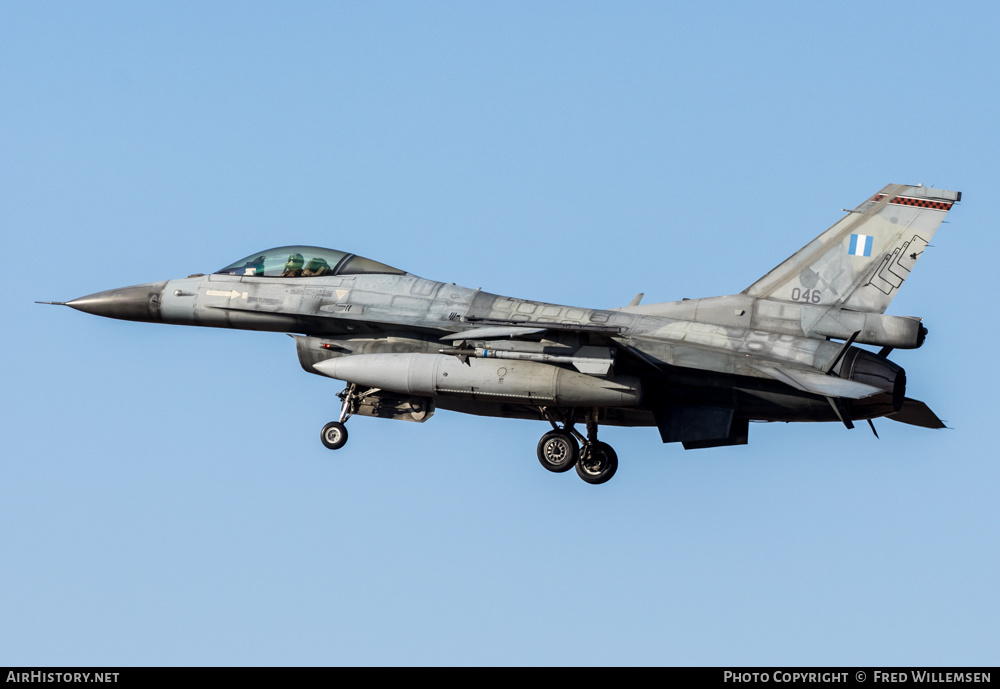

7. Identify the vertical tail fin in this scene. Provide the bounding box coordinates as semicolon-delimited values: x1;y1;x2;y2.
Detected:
743;184;961;313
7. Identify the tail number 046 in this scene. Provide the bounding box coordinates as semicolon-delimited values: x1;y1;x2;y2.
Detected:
790;288;821;303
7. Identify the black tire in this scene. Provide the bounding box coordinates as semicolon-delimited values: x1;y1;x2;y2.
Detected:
575;441;618;484
320;421;348;450
536;430;579;473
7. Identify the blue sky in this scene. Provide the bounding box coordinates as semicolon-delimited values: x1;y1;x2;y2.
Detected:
2;1;997;665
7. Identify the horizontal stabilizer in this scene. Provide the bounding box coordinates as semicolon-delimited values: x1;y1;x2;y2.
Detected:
752;364;883;399
888;398;947;429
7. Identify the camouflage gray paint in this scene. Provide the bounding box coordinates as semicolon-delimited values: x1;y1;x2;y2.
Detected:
47;184;959;484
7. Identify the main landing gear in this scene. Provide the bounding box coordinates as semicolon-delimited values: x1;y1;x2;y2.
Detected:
537;408;618;485
320;384;379;451
320;392;619;484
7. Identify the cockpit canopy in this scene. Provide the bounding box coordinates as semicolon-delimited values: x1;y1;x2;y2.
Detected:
215;246;406;278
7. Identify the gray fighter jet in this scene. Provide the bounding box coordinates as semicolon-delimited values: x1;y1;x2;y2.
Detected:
44;184;959;484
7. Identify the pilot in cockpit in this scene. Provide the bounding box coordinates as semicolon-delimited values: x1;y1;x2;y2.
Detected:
281;253;305;277
302;257;332;277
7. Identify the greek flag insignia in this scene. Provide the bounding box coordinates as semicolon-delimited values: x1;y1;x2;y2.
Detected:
849;233;873;257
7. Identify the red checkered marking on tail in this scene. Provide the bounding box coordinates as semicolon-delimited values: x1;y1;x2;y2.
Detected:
870;193;953;211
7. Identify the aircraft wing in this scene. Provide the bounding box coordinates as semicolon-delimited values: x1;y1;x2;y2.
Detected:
448;317;884;400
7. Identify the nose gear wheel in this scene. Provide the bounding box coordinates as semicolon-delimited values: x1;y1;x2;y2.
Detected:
320;421;348;450
318;384;381;451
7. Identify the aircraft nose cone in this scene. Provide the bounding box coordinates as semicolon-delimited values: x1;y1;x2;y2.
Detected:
66;281;167;322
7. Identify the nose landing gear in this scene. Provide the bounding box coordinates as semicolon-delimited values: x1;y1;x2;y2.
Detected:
320;420;348;450
319;384;377;451
537;407;618;484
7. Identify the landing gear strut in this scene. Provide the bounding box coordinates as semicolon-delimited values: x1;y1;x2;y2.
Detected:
319;384;380;451
537;407;619;484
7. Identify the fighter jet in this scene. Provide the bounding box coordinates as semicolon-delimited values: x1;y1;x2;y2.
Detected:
44;184;959;484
